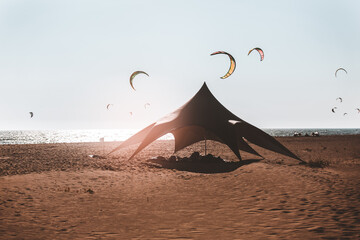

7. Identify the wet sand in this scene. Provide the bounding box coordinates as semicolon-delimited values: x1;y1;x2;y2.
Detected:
1;135;359;239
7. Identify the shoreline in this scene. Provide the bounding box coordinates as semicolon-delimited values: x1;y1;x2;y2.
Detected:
0;133;359;145
1;129;359;145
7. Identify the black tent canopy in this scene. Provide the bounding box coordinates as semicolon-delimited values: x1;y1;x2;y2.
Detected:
110;82;301;161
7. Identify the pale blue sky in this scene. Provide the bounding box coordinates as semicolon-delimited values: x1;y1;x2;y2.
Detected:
0;0;359;130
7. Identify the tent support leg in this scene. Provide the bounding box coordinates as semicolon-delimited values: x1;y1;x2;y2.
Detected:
204;138;207;156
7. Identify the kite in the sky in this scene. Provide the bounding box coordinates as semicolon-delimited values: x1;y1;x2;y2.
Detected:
106;104;113;110
29;112;33;118
248;47;264;61
210;51;236;79
336;97;343;103
144;103;150;109
331;107;337;113
335;68;347;77
343;113;348;116
130;71;149;91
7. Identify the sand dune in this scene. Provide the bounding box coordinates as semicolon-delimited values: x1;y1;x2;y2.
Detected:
1;135;359;239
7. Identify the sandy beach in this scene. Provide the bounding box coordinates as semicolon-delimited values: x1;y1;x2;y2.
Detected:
1;135;359;239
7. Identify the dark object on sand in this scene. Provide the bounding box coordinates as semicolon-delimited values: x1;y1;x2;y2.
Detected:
110;82;301;162
147;152;258;173
85;188;95;194
88;155;106;159
311;131;320;137
305;160;329;168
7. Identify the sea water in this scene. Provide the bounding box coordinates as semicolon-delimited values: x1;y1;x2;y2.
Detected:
0;128;359;145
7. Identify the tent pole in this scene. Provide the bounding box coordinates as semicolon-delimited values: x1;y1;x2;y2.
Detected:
204;138;207;155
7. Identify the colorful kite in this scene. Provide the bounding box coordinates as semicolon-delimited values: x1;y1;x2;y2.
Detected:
130;71;149;90
210;51;236;79
248;47;264;61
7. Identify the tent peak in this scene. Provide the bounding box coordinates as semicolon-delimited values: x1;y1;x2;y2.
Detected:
200;81;209;89
193;81;216;101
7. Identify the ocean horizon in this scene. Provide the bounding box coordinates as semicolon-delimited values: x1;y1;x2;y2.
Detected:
0;128;359;145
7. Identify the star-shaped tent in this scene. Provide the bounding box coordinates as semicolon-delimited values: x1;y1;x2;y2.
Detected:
110;82;301;161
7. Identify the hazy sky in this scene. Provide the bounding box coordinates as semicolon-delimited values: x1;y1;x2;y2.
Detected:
1;0;359;130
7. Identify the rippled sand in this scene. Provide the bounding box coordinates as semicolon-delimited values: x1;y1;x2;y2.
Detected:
1;135;359;239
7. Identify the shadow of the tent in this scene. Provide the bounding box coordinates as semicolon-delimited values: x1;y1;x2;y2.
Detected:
145;158;260;174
